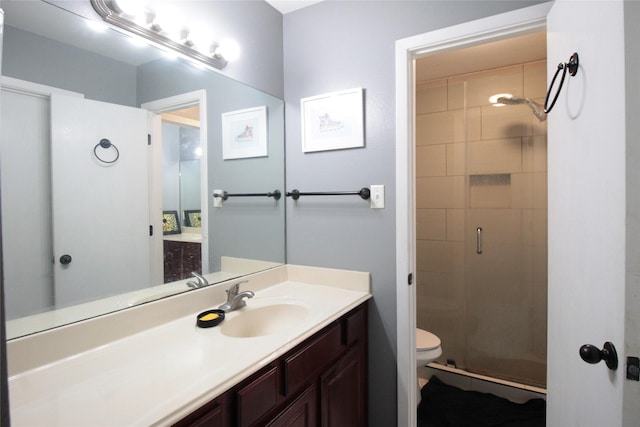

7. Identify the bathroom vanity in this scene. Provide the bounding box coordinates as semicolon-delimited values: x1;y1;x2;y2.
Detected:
175;303;367;426
6;265;371;426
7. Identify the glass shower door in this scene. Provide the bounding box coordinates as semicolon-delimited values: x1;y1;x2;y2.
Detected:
415;62;547;388
463;77;548;387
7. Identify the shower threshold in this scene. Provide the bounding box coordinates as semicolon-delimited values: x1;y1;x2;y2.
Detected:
423;363;546;403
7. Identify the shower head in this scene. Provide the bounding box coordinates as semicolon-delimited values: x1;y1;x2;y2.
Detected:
496;95;547;122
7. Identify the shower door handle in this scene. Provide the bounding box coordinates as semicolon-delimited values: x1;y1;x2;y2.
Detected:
476;227;483;254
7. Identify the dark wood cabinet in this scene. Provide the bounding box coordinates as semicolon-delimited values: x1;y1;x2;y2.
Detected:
237;365;280;427
163;240;202;283
173;303;368;427
174;394;229;427
267;386;316;427
320;346;366;427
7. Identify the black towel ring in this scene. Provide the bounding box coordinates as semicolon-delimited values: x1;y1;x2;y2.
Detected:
94;138;120;164
544;52;579;114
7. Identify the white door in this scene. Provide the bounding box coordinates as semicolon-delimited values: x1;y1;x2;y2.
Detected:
50;94;151;307
0;88;53;319
546;1;627;424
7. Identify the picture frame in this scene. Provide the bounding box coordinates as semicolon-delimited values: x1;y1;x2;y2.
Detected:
162;210;181;235
221;106;268;160
184;209;202;227
301;87;364;153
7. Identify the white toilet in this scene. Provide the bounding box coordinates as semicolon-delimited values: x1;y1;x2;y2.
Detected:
416;328;442;367
416;328;442;404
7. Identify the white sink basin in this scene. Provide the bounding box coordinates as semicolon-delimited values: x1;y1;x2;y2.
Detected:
220;304;309;338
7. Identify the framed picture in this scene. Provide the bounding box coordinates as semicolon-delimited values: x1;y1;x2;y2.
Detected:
184;210;202;227
301;87;364;153
162;210;181;235
221;106;268;160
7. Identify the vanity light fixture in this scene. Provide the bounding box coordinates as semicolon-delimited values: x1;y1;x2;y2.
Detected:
90;0;231;70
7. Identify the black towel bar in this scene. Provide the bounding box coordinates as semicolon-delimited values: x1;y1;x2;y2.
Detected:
213;190;281;201
286;188;371;201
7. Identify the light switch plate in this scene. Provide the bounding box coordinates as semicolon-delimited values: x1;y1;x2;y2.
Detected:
213;190;223;208
370;185;384;209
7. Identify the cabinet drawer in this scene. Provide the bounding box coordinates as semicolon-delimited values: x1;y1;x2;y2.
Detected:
284;323;342;395
237;365;279;427
344;306;366;347
172;394;227;427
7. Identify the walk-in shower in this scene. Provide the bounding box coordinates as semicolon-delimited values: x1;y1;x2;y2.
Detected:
415;46;548;390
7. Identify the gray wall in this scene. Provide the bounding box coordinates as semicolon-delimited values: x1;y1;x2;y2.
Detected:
137;59;286;270
282;1;543;425
3;25;137;106
49;0;284;99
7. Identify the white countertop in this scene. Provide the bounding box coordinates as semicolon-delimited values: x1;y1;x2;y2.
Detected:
7;265;371;426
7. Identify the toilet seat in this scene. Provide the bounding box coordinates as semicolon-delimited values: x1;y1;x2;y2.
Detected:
416;328;441;351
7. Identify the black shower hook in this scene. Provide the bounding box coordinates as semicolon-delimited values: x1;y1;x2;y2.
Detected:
544;52;579;114
93;138;120;164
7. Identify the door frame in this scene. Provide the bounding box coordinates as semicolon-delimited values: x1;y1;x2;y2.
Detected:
142;90;209;284
394;3;552;425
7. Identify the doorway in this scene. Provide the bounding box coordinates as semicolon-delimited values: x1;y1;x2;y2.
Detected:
394;4;552;425
142;90;209;286
414;32;548;388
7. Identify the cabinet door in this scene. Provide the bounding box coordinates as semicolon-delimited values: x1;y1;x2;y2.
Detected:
267;386;316;427
182;242;202;277
320;346;366;427
163;240;182;283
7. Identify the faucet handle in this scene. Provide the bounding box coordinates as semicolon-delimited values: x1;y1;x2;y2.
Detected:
190;272;208;288
227;280;249;297
227;283;240;297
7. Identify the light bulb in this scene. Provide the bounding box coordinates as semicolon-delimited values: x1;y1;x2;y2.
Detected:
153;8;183;41
189;30;214;55
114;0;145;18
214;39;240;62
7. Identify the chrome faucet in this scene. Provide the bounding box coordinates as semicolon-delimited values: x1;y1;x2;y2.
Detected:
218;280;254;312
186;272;209;289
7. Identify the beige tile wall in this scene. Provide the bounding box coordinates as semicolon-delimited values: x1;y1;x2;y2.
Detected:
415;60;548;387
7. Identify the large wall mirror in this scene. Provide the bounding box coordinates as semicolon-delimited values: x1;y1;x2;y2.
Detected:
0;0;285;339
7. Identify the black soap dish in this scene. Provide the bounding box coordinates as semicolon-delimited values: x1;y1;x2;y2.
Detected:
196;309;225;328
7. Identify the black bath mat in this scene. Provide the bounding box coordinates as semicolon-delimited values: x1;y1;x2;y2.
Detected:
418;375;546;427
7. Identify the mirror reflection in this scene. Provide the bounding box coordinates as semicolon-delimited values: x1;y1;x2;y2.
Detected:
162;107;203;283
0;1;285;339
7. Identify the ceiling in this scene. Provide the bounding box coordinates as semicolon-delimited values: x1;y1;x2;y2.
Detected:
266;0;324;14
416;31;547;82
